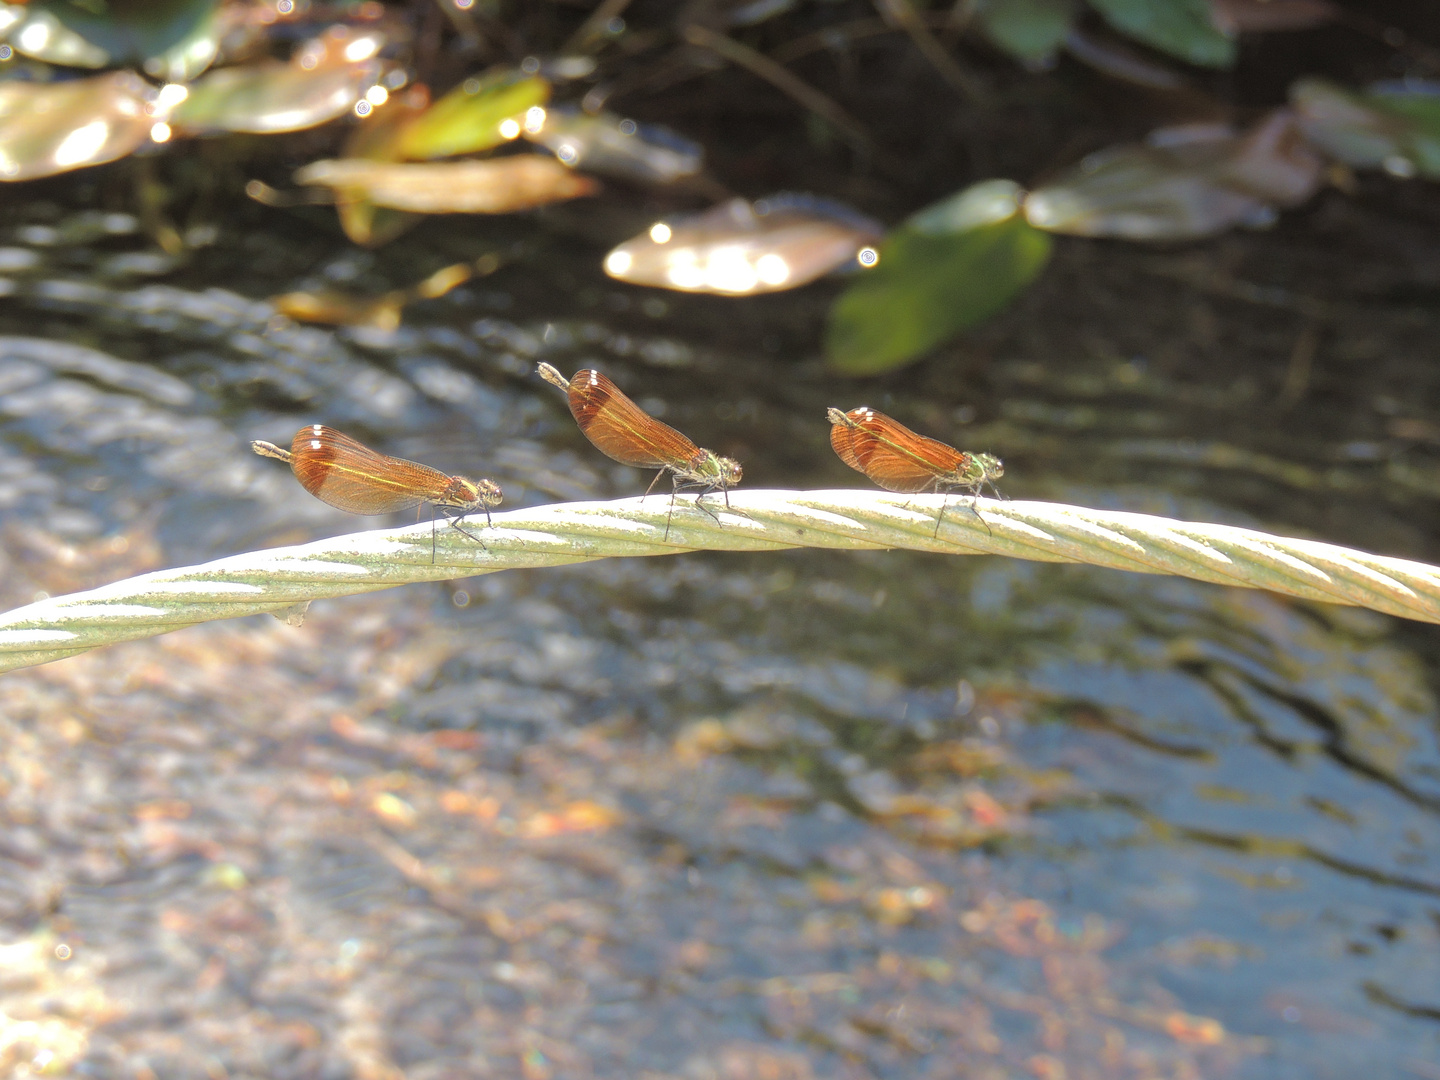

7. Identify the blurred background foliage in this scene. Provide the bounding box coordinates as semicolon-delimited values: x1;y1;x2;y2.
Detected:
2;4;1440;1078
3;0;1439;372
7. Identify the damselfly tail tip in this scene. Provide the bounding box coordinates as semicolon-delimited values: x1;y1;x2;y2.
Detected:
251;440;291;463
536;362;570;391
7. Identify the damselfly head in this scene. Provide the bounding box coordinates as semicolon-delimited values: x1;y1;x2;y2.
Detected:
714;453;743;487
969;453;1004;484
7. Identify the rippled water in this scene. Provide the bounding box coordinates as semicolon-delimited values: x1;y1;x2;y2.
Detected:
0;187;1437;1078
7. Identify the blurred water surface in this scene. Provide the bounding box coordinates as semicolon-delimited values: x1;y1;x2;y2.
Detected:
0;184;1437;1079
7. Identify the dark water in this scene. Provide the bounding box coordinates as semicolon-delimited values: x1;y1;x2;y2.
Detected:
0;178;1437;1079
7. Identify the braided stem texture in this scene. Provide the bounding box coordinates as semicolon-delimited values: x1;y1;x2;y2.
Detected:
2;490;1437;673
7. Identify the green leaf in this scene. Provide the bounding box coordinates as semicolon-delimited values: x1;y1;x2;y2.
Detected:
1291;78;1440;179
976;0;1076;64
1367;85;1440;177
826;180;1052;375
1086;0;1235;68
394;71;550;161
1;5;110;67
30;0;222;79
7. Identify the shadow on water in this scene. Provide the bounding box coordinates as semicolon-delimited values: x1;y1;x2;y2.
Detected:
0;183;1437;1078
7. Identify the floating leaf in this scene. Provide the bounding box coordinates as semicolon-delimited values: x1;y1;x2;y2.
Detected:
170;26;383;135
826;180;1051;375
1061;24;1187;88
294;155;599;214
170;58;378;135
528;106;703;184
603;194;882;295
1025;110;1322;239
976;0;1076;64
146;20;222;83
20;0;224;78
1291;78;1440;179
1;4;109;67
0;71;156;181
1209;0;1335;34
273;257;498;330
1367;85;1440;177
393;69;549;161
1086;0;1235;68
19;0;223;79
